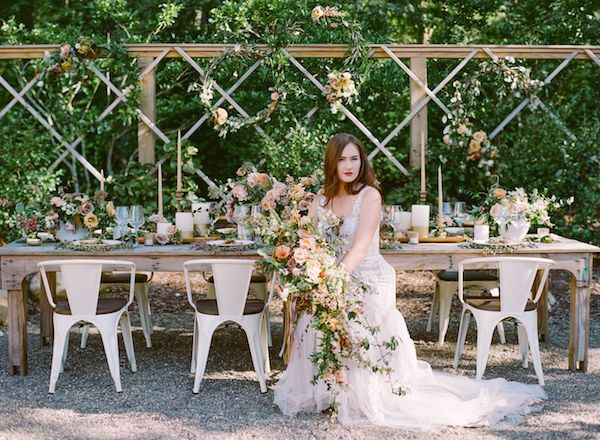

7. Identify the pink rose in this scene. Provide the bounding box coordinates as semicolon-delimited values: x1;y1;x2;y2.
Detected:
293;247;308;265
298;200;310;211
299;236;316;251
272;182;287;197
232;185;248;201
246;173;258;187
261;196;275;210
79;201;95;215
51;197;65;207
167;225;177;235
291;268;301;277
155;233;169;245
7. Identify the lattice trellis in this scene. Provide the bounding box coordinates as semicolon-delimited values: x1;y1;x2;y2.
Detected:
1;44;599;198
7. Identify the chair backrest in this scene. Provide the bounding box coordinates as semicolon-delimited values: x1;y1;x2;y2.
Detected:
183;259;256;316
458;256;553;314
38;259;136;316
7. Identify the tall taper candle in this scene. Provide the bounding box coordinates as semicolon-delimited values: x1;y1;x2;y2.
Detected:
420;132;426;193
437;166;443;229
100;169;105;192
176;129;182;193
157;162;163;217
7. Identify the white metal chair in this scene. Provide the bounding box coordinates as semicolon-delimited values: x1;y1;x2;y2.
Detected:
183;259;273;394
453;257;553;385
206;273;272;347
428;270;506;345
80;272;153;348
38;259;138;393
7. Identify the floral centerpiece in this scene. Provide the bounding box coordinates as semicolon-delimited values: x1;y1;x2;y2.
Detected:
475;183;573;242
43;190;115;241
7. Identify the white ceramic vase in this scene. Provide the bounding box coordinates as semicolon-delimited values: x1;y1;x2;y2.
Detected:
56;221;87;242
498;219;530;242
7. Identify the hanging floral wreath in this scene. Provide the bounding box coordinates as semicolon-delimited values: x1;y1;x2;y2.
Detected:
189;45;286;138
311;5;368;114
442;56;544;175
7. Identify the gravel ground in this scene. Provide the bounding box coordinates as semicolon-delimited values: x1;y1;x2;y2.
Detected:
0;267;598;440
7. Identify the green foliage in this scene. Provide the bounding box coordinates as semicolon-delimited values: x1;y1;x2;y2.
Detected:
0;0;599;244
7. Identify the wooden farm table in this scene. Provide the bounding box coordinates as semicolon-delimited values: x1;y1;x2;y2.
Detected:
1;235;598;376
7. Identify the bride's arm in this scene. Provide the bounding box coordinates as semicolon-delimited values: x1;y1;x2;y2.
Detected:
340;187;382;273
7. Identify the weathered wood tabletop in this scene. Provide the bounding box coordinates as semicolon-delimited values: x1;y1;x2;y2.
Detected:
1;235;597;376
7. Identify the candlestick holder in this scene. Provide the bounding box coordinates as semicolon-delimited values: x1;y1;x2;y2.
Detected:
175;189;183;212
419;190;427;204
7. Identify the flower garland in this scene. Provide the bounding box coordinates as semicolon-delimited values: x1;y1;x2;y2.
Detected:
442;57;545;174
190;45;285;138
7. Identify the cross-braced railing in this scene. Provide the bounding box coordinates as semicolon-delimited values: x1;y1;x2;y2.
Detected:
0;44;598;195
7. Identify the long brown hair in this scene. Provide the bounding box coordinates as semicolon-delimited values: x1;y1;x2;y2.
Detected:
323;133;380;204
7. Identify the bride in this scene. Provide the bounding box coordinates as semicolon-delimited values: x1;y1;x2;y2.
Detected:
273;133;546;429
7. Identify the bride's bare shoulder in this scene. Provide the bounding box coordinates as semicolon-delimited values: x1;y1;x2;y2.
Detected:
362;185;382;203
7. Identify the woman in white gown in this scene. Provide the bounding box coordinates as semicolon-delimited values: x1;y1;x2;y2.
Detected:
274;133;546;430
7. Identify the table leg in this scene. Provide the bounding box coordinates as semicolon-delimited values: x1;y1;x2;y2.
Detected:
568;258;591;372
7;288;28;376
535;272;549;342
39;271;56;346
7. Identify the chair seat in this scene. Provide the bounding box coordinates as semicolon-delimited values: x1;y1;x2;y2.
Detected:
437;270;498;282
207;275;267;284
55;298;128;315
101;273;148;284
466;296;537;312
195;299;265;315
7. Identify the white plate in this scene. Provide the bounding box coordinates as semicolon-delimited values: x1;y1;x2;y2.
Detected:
205;239;254;247
216;228;237;235
101;239;122;246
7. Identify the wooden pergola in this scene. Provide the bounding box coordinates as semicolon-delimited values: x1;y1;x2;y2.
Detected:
1;44;599;192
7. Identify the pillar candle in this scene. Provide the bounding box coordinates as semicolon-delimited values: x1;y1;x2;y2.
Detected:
175;212;194;239
420;132;426;193
176;129;182;193
393;211;412;231
437;166;443;229
411;204;430;227
157;162;163;217
156;222;172;235
192;202;211;225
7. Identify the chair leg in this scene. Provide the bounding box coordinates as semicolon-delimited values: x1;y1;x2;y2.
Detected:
453;308;470;368
496;321;507;344
244;324;267;393
264;308;273;348
80;324;90;349
437;282;454;345
60;329;70;373
522;315;545;386
427;284;440;332
261;314;271;375
517;322;529;368
119;313;137;372
98;323;123;392
49;324;69;394
475;318;496;381
193;318;218;394
190;316;198;373
135;284;152;348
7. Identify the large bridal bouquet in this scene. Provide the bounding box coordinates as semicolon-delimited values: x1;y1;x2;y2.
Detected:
244;171;400;400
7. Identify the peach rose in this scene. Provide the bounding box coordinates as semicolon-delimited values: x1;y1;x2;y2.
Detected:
473;130;487;143
83;213;98;229
256;173;270;187
493;188;507;199
213;107;228;126
469;139;481;152
274;245;290;260
311;6;324;21
232;185;248;201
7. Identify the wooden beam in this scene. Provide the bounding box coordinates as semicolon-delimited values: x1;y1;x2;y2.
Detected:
0;44;598;60
137;57;156;164
410;58;427;170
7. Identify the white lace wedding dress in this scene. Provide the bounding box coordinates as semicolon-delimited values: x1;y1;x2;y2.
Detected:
274;187;546;430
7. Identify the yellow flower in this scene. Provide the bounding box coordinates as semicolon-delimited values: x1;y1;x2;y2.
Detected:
311;6;324;21
83;213;99;229
60;60;72;72
106;201;116;217
469;139;481;152
213;107;228;126
473;130;487;143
